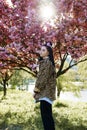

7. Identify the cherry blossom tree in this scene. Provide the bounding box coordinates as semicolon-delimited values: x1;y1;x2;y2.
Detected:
0;0;87;78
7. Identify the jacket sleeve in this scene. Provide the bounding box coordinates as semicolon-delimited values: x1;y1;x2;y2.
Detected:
34;60;52;93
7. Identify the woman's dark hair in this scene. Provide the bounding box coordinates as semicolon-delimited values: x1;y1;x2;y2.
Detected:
38;42;55;67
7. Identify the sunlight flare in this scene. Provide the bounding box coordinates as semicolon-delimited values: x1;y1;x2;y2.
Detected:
39;3;56;21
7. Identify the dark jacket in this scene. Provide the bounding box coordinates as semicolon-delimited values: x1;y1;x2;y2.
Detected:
34;57;57;101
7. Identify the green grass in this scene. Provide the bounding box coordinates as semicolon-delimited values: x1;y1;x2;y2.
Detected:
0;90;87;130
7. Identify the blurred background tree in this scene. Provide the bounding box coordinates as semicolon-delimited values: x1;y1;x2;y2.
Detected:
9;70;34;90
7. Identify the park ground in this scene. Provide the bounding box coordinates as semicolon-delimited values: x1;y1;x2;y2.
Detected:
0;90;87;130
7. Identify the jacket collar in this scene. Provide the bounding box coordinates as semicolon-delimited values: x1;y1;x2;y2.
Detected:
43;56;49;60
39;57;49;64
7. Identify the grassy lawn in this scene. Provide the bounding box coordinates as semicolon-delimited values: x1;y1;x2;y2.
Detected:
0;90;87;130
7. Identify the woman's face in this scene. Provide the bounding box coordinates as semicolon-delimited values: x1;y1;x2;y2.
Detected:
40;46;49;58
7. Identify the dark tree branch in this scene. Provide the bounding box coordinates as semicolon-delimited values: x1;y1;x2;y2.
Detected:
63;52;68;61
57;52;69;77
14;67;37;77
56;58;87;77
59;48;62;61
69;59;73;66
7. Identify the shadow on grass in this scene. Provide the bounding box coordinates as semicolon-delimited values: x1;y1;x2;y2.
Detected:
0;96;8;103
0;124;23;130
54;101;68;108
54;114;87;130
0;103;87;130
0;105;43;130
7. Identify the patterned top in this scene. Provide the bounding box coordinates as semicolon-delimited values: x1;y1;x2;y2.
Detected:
34;57;57;102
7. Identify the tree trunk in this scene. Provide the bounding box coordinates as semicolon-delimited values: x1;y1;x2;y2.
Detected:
57;78;62;97
57;88;61;97
3;80;7;96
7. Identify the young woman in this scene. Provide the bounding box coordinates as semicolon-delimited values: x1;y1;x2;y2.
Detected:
33;42;57;130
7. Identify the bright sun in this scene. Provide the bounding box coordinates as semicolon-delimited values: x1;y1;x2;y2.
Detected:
40;3;56;21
